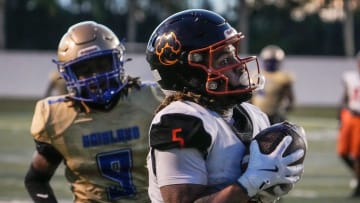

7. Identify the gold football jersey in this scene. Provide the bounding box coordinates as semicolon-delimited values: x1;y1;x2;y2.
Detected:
31;82;162;203
252;70;294;116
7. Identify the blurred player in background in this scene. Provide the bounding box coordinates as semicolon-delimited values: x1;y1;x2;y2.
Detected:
145;9;304;203
44;71;68;97
24;21;161;203
251;45;295;125
337;51;360;198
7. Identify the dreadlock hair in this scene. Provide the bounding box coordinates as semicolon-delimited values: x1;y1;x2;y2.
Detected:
155;91;246;115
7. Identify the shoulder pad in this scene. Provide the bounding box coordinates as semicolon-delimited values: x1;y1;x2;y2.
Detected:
31;96;77;142
128;82;163;112
279;71;295;84
141;81;165;102
31;99;51;143
150;113;211;153
233;103;270;145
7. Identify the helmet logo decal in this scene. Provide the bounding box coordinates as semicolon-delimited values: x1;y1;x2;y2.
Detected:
155;32;181;66
78;45;100;57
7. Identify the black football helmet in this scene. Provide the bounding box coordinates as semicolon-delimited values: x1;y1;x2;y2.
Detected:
146;9;264;101
53;21;126;109
260;45;285;72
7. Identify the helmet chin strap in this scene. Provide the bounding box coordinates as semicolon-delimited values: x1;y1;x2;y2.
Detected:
85;92;122;111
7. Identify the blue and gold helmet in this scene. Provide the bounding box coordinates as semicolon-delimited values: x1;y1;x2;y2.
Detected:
53;21;126;106
260;45;285;72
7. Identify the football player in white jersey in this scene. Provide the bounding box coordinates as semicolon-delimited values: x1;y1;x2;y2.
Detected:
24;21;162;203
145;9;304;203
337;51;360;198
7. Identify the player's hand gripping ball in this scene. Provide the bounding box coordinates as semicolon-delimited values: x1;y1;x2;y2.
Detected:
241;121;307;201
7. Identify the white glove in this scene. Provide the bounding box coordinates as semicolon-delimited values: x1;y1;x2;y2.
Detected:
237;136;304;197
241;155;294;203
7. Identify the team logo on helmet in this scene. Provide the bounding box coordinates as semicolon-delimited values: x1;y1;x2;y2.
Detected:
77;45;100;57
155;32;181;66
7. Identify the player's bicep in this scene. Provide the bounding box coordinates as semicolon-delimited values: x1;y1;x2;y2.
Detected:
160;183;206;203
35;140;63;165
155;148;207;186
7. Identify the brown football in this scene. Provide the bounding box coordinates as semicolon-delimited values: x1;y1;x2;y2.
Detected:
254;121;307;165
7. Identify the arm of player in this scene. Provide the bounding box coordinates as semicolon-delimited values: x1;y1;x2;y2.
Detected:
24;141;63;203
153;148;252;203
237;136;304;197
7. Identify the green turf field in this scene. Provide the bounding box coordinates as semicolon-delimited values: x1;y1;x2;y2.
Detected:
0;98;358;202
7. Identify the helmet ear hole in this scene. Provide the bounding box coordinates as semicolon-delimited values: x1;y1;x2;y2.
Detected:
206;81;218;90
189;53;204;63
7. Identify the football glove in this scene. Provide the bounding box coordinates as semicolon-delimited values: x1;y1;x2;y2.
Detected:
237;136;304;197
241;154;294;203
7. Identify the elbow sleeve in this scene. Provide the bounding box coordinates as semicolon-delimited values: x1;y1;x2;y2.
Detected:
24;165;58;203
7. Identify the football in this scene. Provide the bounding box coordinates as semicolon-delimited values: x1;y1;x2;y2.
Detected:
254;121;307;165
241;121;307;198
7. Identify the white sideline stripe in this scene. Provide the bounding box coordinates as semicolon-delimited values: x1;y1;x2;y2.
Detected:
290;189;319;198
307;130;337;141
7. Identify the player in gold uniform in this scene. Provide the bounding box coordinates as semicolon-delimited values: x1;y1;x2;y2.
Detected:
251;45;295;124
24;21;162;203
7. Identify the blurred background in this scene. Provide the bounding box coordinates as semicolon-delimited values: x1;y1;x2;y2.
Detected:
2;0;360;55
1;0;360;202
1;0;360;104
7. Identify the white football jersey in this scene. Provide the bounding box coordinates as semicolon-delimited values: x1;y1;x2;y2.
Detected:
343;70;360;112
31;82;162;203
147;101;270;202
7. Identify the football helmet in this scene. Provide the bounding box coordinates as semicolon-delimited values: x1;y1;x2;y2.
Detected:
53;21;126;106
146;9;264;100
260;45;285;72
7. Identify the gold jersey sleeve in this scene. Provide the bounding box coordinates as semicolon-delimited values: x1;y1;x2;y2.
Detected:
252;70;294;115
30;83;163;203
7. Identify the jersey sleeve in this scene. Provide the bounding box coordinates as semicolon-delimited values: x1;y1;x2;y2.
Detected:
130;81;163;114
149;113;212;154
154;148;207;186
30;99;51;144
30;96;77;144
145;81;165;103
282;71;295;87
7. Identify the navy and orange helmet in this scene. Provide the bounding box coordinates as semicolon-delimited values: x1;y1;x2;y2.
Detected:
146;9;264;98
